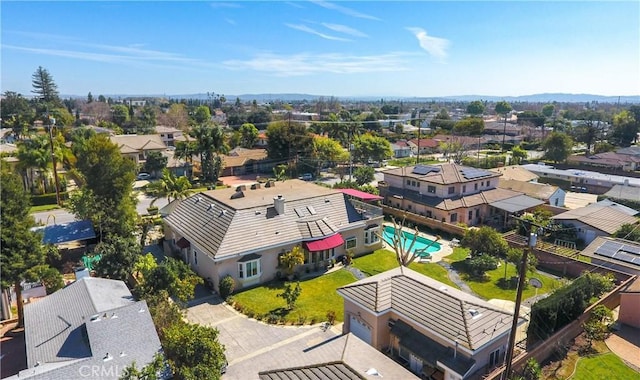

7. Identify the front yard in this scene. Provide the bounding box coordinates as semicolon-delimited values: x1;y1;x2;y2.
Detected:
230;269;356;325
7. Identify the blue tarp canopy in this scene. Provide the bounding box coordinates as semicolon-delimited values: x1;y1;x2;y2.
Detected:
34;220;96;245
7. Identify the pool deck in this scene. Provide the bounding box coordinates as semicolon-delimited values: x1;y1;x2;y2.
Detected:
382;222;454;263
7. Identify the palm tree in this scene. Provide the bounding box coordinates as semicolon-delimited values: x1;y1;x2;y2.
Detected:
190;123;228;184
16;135;57;193
147;169;194;207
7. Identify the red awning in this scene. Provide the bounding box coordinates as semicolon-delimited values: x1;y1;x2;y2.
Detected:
304;234;345;252
339;188;383;201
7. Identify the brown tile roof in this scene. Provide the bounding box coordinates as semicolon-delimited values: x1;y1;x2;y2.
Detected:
489;166;539;182
408;138;439;148
384;163;502;185
552;203;638;234
338;267;519;351
165;180;372;259
498;179;560;201
110;134;167;152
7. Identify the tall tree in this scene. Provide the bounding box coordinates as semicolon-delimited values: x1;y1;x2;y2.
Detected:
111;104;130;127
542;132;573;163
190;123;228;183
495;100;512;152
143;151;168;177
70;134;137;238
266;120;313;161
31;66;60;106
461;226;509;257
0;169;46;326
453;117;484;136
352;133;393;163
238;123;259;148
609;110;638;147
312;136;349;173
0;91;35;138
93;235;141;281
193;105;211;125
136;106;157;134
163;322;227;380
147;169;193;206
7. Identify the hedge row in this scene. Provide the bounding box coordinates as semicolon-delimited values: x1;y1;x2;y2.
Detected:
30;192;69;206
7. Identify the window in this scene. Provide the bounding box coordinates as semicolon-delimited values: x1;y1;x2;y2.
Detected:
481;181;484;186
426;211;432;218
417;182;420;187
486;180;490;187
365;228;379;245
468;211;473;220
450;213;458;223
167;133;174;139
475;209;479;218
474;183;478;190
408;205;412;210
345;237;357;249
238;259;261;279
194;251;198;265
462;185;466;193
406;179;411;185
427;185;436;194
489;349;500;368
411;180;416;186
448;186;455;194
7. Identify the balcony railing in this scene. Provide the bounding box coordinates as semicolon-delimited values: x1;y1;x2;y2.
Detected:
349;199;383;219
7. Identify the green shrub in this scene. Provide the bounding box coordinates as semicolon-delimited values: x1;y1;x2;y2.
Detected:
30;191;69;206
219;275;235;300
326;310;337;325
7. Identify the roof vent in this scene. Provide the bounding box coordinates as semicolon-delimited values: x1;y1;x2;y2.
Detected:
103;353;113;362
439;286;448;292
265;180;275;188
219;210;227;217
251;183;261;190
469;309;482;319
90;314;101;322
236;185;247;192
207;204;213;211
195;196;202;203
230;191;244;199
119;351;126;357
138;307;145;313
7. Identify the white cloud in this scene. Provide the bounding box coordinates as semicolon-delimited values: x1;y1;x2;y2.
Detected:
406;27;450;60
222;52;413;76
226;18;236;25
285;24;352;42
321;23;368;38
311;0;380;21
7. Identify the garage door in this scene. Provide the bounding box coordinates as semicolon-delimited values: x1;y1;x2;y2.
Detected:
349;315;372;345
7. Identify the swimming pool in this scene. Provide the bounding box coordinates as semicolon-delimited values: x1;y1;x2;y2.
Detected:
382;225;442;257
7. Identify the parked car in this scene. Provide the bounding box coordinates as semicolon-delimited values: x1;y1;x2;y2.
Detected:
300;173;313;181
136;172;151;180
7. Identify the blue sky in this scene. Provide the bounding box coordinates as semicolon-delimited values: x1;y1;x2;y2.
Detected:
2;1;639;97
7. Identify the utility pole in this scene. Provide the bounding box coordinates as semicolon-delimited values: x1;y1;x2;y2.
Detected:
502;216;537;380
46;108;62;206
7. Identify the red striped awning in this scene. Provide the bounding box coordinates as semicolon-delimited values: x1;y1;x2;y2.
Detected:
303;234;344;252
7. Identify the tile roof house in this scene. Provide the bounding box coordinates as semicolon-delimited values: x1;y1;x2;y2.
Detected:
498;179;566;207
390;139;412;158
338;267;524;380
551;203;638;245
12;277;163;380
380;163;543;228
221;147;269;176
109;134;167;166
163;180;383;292
603;184;640;203
154;125;185;147
255;334;418;380
568;149;640;172
407;138;439;155
489;166;539;182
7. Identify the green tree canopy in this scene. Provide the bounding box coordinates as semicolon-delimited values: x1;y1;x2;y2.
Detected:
609;109;638;147
143;151;168;176
511;145;528;165
453;117;484;136
312;136;349;172
542;104;555;118
137;257;202;305
266;120;313;161
31;66;61;106
193;105;211;125
111;104;130;126
352;133;393;163
517;111;545;127
238;123;259;148
353;166;375;186
1;169;46;326
93;235;141;281
466;100;485;116
494;101;512;116
542;132;573;163
1;91;35;138
190;123;228;183
163;322;227;380
461;226;509;257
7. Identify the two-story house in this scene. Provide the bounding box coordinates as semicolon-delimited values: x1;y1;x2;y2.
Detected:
338;267;525;380
380;164;544;227
163;180;383;292
154;125;185;147
109;134;167;166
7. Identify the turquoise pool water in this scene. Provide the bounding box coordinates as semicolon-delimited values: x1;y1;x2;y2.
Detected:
382;225;442;257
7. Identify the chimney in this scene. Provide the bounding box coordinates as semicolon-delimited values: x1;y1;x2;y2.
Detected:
274;195;285;215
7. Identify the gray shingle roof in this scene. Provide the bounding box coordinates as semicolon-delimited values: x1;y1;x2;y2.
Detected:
338;267;519;351
489;194;545;213
24;277;134;368
384;163;502;185
604;184;640;202
165;180;367;259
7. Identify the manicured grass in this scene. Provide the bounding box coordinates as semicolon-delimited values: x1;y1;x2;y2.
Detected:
408;262;458;289
230;269;356;324
30;204;60;213
571;352;638;380
351;249;399;276
455;259;564;301
387;157;439;167
443;247;471;263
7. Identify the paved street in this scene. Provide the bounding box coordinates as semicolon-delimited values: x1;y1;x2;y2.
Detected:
186;294;341;379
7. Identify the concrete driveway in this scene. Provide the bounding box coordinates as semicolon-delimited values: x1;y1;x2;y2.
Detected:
186;294;340;379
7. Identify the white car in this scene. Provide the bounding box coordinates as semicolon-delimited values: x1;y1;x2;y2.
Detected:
136;172;151;180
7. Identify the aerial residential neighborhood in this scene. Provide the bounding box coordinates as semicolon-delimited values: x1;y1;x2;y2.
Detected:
1;2;639;380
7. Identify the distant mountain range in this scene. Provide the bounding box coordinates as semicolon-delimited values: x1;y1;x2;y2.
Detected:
65;92;640;103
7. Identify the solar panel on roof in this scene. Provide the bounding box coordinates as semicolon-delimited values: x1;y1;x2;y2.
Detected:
595;241;640;266
595;241;623;258
412;165;441;175
460;168;492;180
620;245;640;255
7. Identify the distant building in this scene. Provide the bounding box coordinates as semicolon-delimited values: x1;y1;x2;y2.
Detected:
498;179;565;207
155;125;185;147
580;237;640;277
522;163;640;194
489;166;539;183
390;140;412;158
109;134;167;165
603;184;640;204
551;203;638;245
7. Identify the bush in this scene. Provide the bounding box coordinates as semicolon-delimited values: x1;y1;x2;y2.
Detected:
326;310;337;325
219;275;235;300
30;191;69;206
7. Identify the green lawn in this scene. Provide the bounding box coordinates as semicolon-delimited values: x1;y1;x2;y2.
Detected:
30;204;60;213
230;269;356;324
351;249;399;276
387;157;439;167
408;262;458;288
454;259;564;301
571;353;638;380
443;247;471;263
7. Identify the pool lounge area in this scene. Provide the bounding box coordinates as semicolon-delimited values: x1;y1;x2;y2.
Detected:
381;224;453;262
